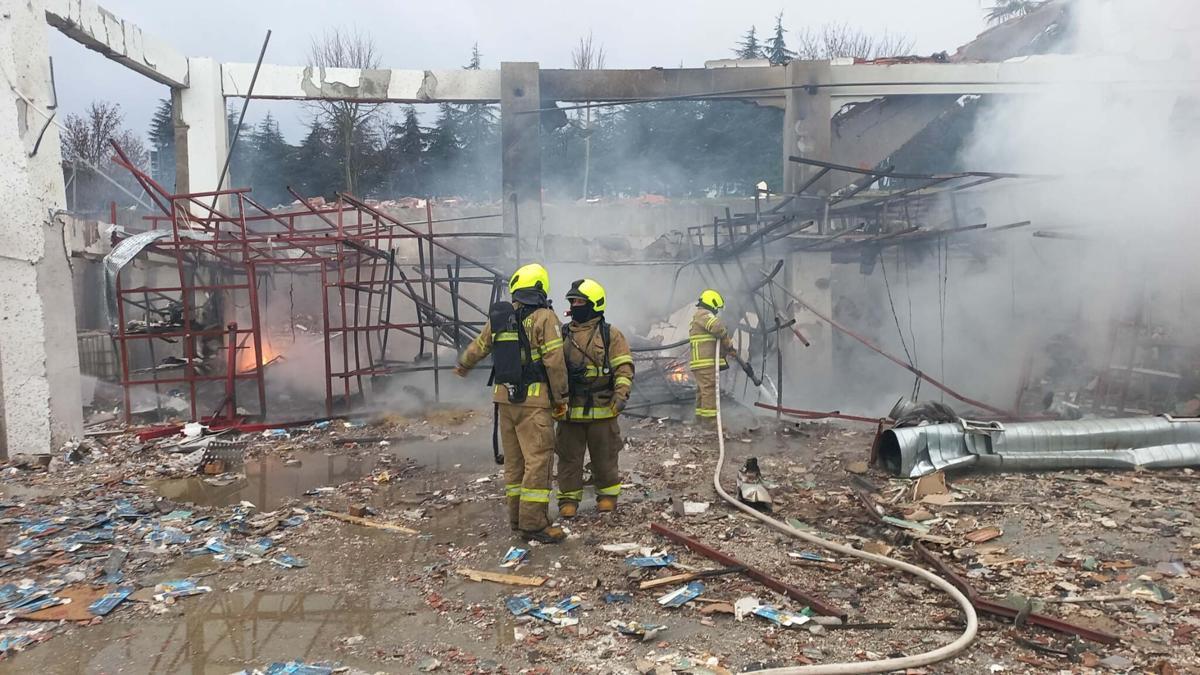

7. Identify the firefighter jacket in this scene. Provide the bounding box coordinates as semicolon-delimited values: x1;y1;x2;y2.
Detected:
688;307;736;371
562;316;634;421
457;304;569;408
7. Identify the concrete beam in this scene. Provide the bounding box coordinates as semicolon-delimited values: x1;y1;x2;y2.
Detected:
175;57;228;208
831;96;958;172
222;63;500;102
221;64;790;104
0;2;84;455
823;56;1198;97
42;0;188;88
500;62;542;252
539;67;787;101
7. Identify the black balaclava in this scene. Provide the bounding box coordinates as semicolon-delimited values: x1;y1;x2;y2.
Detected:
569;303;599;324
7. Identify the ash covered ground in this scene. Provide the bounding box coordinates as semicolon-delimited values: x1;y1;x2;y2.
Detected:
0;406;1197;674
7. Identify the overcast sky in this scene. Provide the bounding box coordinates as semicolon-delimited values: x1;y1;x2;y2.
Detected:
50;0;992;143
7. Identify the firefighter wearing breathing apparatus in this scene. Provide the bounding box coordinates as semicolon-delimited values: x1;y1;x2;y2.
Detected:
555;279;634;518
454;263;570;543
689;289;737;423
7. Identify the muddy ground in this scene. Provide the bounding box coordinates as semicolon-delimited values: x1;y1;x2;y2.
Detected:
1;406;1197;674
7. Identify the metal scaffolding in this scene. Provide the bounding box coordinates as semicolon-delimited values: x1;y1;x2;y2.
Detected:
108;143;509;424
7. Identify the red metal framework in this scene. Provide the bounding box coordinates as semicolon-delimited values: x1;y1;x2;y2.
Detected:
108;143;509;424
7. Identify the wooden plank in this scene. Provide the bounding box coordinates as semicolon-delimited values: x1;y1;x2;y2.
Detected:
318;510;418;534
456;568;546;587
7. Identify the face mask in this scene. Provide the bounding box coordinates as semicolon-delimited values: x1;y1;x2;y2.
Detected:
569;304;596;323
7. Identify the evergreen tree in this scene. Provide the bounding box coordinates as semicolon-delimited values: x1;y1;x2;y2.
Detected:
148;99;175;189
734;26;764;60
290;121;340;198
765;13;796;66
426;103;461;194
248;113;293;205
381;105;428;195
453;44;500;199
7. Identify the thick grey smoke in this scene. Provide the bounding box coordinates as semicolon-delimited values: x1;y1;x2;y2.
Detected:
817;0;1200;416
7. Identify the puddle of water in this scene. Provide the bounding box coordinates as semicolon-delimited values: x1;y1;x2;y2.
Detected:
4;589;411;675
151;428;492;511
153;451;379;511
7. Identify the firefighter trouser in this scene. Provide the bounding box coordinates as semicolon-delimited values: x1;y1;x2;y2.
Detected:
555;419;622;505
499;404;556;532
692;367;718;420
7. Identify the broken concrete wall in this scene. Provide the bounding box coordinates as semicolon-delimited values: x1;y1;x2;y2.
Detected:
0;3;84;454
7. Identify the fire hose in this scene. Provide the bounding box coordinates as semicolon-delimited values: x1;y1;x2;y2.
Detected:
711;345;979;674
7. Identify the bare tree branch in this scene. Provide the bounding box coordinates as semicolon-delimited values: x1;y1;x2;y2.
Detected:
306;27;383;194
793;23;915;60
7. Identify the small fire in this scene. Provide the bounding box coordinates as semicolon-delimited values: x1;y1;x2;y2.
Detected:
667;365;690;384
237;340;281;374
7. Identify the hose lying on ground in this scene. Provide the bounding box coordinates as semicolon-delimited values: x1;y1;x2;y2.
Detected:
711;345;979;674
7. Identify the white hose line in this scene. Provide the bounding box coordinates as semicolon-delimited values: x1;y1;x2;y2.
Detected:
712;347;978;674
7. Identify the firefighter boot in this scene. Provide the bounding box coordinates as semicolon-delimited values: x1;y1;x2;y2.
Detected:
596;496;617;513
558;502;578;519
525;525;567;544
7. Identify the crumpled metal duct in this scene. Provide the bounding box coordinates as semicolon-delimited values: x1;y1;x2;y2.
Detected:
880;416;1200;477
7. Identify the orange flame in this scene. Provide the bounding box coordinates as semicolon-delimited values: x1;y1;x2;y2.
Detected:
237;340;281;374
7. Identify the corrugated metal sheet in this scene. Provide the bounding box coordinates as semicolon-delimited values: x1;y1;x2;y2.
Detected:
880;416;1200;477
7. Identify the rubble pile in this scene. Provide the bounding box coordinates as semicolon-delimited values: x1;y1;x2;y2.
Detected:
1;408;1196;672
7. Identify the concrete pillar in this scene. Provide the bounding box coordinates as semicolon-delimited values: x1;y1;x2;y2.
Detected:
500;62;543;261
0;5;84;456
781;62;833;204
175;57;228;209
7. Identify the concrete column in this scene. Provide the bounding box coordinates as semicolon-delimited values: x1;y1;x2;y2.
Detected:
500;62;543;260
175;57;228;209
0;5;84;456
781;62;833;201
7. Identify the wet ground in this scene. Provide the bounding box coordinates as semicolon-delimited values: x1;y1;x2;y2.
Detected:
2;407;1197;674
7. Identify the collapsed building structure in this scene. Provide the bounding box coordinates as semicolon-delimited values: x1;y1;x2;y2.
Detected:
2;0;1199;465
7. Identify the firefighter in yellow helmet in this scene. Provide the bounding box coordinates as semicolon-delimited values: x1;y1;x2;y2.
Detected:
688;289;736;423
455;263;570;543
555;279;634;518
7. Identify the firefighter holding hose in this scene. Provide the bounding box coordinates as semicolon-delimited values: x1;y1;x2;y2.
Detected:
555;279;634;518
688;289;738;424
455;263;570;543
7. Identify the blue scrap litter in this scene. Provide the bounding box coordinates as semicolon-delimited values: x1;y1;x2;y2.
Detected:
88;587;134;616
657;581;704;608
626;554;676;568
603;591;632;604
500;547;528;567
264;662;335;675
506;595;581;624
0;478;310;658
752;604;813;627
271;554;307;569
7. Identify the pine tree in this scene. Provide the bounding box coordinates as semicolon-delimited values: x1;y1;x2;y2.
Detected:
765;13;796;66
453;44;500;200
734;26;764;60
290;121;339;198
248;112;293;205
148;99;175;188
426;103;461;195
382;105;427;195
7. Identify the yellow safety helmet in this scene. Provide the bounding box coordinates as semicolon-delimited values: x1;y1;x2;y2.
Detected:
566;278;606;312
699;289;724;312
509;263;550;296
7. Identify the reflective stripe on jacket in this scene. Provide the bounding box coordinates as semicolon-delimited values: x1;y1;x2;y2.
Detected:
688;308;736;371
563;317;634;421
456;304;569;408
